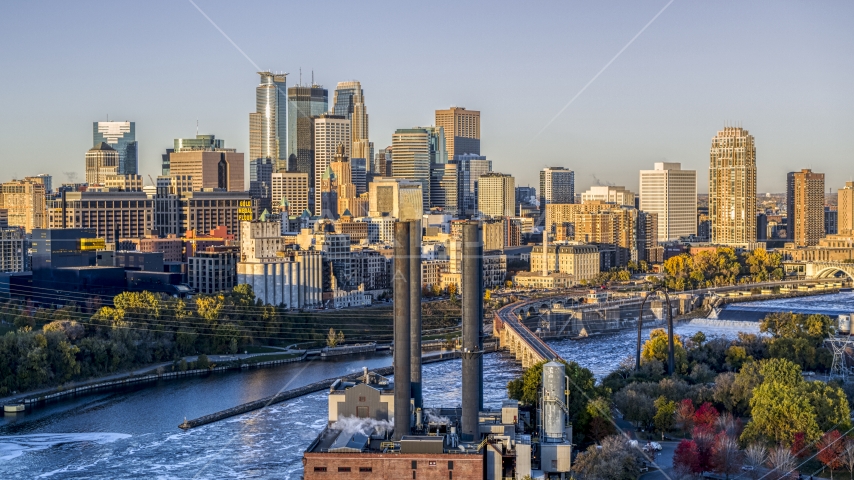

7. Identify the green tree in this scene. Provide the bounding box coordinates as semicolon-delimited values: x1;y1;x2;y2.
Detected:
741;359;821;446
653;396;677;437
506;360;597;428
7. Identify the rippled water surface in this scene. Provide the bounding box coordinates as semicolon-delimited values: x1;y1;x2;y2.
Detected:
0;301;790;479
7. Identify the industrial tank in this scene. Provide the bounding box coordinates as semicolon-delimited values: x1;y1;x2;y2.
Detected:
542;361;567;443
839;315;852;335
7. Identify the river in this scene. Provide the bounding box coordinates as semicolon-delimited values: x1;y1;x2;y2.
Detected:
0;294;812;479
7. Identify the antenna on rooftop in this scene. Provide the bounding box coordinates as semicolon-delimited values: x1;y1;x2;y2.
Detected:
300;67;302;86
196;120;199;136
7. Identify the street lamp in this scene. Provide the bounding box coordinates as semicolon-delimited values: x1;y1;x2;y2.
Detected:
636;285;675;375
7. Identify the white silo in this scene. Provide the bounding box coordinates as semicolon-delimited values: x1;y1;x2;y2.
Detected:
839;315;851;335
542;361;567;442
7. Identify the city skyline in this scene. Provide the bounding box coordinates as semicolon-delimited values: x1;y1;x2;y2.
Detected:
1;2;852;193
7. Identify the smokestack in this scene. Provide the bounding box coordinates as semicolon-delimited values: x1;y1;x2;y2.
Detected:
393;221;412;441
461;221;484;442
409;219;423;411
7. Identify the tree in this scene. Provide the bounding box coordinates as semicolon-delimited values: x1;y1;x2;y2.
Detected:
841;438;854;480
571;435;640;480
790;432;808;459
713;434;742;479
818;430;845;479
674;439;700;476
676;399;695;436
693;402;719;434
613;388;655;428
641;328;688;373
741;359;821;446
725;345;751;371
653;396;676;438
766;446;796;480
447;283;458;298
744;444;767;480
195;354;210;370
578;397;616;443
484;289;492;301
326;328;344;347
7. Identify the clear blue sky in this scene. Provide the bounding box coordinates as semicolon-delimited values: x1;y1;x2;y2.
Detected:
1;1;852;193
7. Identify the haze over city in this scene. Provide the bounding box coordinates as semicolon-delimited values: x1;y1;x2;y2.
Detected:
1;1;852;192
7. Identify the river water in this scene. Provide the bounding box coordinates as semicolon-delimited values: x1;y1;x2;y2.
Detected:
0;295;808;479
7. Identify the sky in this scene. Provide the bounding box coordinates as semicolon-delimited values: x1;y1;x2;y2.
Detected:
1;1;852;194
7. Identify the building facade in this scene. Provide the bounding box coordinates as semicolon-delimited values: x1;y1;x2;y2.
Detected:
787;169;825;247
392;128;445;209
314;115;351;215
477;173;515;218
287;83;328;179
93;121;137;175
0;228;26;273
368;178;423;221
168;150;244;192
85;142;119;185
333;81;371;161
709;127;757;245
639;162;697;241
435;106;480;160
271;172;309;216
0;178;47;232
539;167;575;218
581;185;636;207
840;182;854;235
188;250;238;294
47;191;153;242
455;154;492;218
250;72;288;172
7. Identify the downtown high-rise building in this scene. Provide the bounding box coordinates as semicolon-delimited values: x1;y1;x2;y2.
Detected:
333;81;371;162
271;172;309;216
477;172;515;218
539;167;575;223
435;107;480;161
85;143;119;185
93;121;138;175
392;127;446;210
839;182;854;235
250;72;288;172
639;162;697;241
787;169;825;246
288;83;328;181
455;154;492;218
313;114;350;215
0;177;47;232
709;126;757;245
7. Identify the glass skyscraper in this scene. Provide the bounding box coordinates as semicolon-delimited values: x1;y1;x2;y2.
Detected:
93;121;137;175
250;72;288;172
455;154;492;218
333;81;370;161
287;84;328;189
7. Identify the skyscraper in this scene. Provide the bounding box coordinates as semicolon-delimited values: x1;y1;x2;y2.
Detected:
787;169;825;246
430;163;458;215
455;154;492;218
287;83;328;181
249;157;275;211
313;114;350;215
435;107;480;161
392;127;445;210
333;81;370;161
477;172;515;218
839;182;854;234
639;162;697;241
709;126;757;245
539;167;575;222
93;121;137;175
85;142;119;185
250;72;288;172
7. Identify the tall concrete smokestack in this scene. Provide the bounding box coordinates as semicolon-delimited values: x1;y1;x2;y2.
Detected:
409;219;423;411
461;221;484;442
393;221;411;441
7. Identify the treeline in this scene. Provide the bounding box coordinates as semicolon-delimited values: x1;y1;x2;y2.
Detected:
0;286;459;396
662;247;784;290
506;311;849;478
